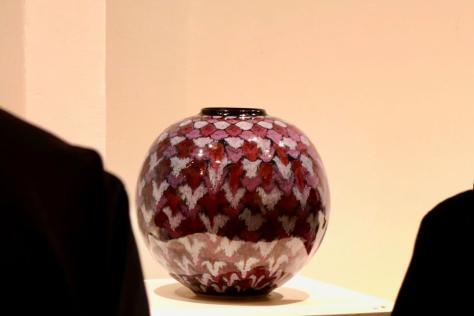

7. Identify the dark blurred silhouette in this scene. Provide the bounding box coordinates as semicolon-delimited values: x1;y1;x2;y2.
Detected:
392;189;473;315
0;108;149;316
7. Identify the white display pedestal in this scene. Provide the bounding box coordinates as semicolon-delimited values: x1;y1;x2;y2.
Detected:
145;276;393;316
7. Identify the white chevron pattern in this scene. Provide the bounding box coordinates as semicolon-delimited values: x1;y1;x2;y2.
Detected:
208;157;229;188
170;136;186;145
257;121;273;129
199;214;229;234
178;184;207;210
242;158;261;178
202;260;226;277
178;183;207;210
273;156;292;180
254;137;271;153
216;238;244;257
300;154;315;177
197;273;213;286
152;180;169;204
235;121;253;130
194;121;208;128
223;273;240;286
170;156;191;176
252;240;277;257
225;137;244;149
239;208;264;232
236;257;259;278
214;121;230;129
148;152;162;172
285;238;305;257
293;186;311;208
268;255;289;276
278;215;297;234
178;238;205;264
249;274;265;288
140;205;153;224
174;256;193;275
282;137;297;150
222;182;246;209
256;186;282;211
193;137;213;147
162;206;184;230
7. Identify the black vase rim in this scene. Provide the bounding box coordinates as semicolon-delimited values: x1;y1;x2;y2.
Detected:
200;107;267;116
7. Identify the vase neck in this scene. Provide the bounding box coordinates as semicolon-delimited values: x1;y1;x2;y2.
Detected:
200;107;266;117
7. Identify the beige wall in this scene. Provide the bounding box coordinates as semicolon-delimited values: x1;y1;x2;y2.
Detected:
2;0;473;302
107;0;474;301
0;0;25;116
106;0;190;289
0;0;106;156
24;0;106;156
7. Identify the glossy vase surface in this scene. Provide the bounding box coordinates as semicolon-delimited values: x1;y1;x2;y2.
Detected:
136;107;330;296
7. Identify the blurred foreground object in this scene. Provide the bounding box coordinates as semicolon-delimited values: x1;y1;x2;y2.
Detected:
393;189;473;315
0;108;149;316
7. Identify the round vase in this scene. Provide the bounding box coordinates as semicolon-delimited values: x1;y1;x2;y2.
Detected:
136;107;330;296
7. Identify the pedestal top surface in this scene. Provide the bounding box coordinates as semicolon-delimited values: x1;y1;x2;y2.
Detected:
145;276;393;316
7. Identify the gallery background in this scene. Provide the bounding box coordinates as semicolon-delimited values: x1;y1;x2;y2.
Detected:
1;0;473;301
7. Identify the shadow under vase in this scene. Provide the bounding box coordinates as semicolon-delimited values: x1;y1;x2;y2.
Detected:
154;281;309;306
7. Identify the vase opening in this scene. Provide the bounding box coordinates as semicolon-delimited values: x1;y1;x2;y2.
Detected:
200;107;266;117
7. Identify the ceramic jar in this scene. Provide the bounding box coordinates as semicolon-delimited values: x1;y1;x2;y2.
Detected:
136;107;330;296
